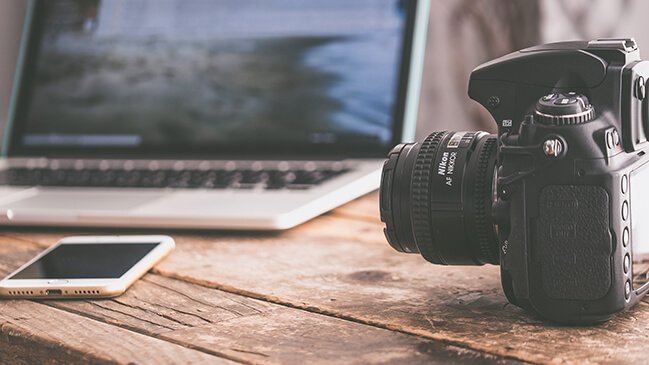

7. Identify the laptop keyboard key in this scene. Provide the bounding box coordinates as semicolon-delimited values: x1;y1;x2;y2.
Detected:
3;166;349;190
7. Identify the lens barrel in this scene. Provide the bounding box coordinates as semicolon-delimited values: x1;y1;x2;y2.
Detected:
379;131;499;265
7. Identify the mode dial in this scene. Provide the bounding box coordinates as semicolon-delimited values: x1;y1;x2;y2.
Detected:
535;92;595;125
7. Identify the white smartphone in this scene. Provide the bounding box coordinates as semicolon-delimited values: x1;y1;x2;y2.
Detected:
0;235;175;299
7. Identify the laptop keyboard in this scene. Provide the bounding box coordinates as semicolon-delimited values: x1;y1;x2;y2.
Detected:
2;167;349;190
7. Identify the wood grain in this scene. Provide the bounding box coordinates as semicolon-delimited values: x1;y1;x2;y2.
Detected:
0;235;522;365
28;193;642;365
4;193;643;364
0;235;236;365
0;300;235;365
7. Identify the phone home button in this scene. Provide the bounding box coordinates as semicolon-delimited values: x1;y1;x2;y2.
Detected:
47;280;69;285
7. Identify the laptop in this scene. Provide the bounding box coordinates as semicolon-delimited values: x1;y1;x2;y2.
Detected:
0;0;429;230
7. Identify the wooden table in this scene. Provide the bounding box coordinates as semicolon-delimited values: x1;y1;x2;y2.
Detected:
0;192;644;365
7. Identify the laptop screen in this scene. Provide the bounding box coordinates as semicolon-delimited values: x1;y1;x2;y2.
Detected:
8;0;420;158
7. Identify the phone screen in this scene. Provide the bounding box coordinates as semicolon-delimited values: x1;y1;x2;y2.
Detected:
9;243;159;279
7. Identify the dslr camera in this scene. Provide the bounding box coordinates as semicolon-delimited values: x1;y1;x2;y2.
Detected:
380;39;649;324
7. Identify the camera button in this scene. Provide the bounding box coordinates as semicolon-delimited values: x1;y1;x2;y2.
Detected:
554;97;577;105
606;133;614;149
625;280;632;300
612;130;620;146
542;93;557;101
622;201;629;221
621;175;629;194
636;76;646;100
624;254;631;274
623;227;630;247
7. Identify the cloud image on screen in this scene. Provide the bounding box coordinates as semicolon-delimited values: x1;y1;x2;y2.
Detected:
22;0;407;149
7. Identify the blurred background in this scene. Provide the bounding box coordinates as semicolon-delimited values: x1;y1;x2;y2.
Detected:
1;0;649;143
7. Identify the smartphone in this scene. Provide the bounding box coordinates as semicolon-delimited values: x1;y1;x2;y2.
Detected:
0;235;175;299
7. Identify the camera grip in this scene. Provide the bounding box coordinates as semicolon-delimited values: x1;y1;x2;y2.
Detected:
534;185;612;300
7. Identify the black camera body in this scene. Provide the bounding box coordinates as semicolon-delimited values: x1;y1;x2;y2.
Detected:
380;39;649;324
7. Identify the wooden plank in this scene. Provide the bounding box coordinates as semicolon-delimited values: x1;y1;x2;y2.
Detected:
0;236;236;365
27;199;642;365
50;275;524;365
8;194;645;364
0;300;237;365
0;236;523;365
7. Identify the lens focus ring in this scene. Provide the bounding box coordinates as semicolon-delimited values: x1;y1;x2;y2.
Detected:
411;131;446;263
379;130;499;266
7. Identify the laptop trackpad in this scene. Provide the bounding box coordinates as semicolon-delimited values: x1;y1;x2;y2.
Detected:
0;190;165;212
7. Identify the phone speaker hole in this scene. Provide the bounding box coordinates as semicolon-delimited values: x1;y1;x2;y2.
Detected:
9;291;34;296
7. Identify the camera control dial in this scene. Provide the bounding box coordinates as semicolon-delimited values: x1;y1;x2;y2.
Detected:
535;92;595;125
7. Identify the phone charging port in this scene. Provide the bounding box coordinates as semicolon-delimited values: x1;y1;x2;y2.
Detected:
46;289;62;296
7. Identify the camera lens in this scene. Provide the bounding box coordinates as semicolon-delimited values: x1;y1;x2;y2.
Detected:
379;131;499;265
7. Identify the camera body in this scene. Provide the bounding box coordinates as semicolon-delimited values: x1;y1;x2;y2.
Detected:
380;39;649;324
